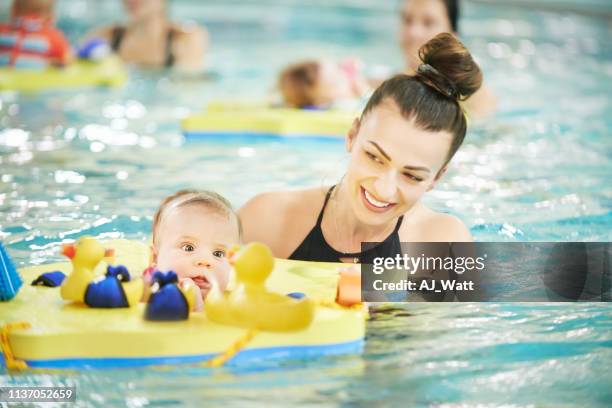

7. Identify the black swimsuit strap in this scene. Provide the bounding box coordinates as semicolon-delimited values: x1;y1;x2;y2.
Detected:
110;26;126;52
315;186;335;226
393;214;404;234
164;28;175;68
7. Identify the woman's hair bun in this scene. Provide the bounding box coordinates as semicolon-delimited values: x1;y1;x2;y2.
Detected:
417;33;482;101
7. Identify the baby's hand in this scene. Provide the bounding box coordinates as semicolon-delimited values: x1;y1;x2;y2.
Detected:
180;278;205;312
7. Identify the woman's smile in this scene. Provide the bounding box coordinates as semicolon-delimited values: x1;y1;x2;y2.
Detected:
360;186;397;213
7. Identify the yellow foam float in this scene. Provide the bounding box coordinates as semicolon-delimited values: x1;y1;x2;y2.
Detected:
181;100;357;141
0;57;127;92
0;239;365;369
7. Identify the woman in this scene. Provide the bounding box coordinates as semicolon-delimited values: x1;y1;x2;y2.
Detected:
240;33;482;263
85;0;207;70
399;0;496;117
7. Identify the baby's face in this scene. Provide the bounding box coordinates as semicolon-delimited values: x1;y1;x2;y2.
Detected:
315;61;356;104
153;204;239;299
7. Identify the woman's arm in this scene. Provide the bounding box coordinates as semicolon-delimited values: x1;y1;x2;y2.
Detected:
400;211;473;242
173;25;208;72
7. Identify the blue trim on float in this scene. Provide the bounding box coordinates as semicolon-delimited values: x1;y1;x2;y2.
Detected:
182;131;344;143
19;339;364;369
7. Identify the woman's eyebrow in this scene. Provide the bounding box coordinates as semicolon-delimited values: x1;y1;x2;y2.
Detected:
367;141;391;160
404;165;430;173
368;141;431;173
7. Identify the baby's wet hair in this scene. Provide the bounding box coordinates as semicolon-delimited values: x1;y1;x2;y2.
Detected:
278;60;321;108
152;189;242;245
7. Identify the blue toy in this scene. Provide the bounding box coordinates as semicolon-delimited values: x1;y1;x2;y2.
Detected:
84;265;135;308
0;242;23;301
31;271;66;287
145;271;196;321
77;38;111;60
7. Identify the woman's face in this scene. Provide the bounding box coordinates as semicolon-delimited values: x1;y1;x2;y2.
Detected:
344;100;452;227
123;0;166;21
399;0;453;68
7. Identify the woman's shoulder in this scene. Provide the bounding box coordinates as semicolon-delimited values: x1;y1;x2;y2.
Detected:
171;21;207;36
170;22;208;70
240;187;327;219
170;22;208;46
399;204;473;242
463;82;497;118
238;187;329;255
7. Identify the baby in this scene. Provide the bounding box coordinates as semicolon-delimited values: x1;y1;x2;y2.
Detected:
145;189;241;310
0;0;72;69
278;58;370;109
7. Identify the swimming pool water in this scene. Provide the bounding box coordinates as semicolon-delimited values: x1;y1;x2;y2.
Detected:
1;0;611;406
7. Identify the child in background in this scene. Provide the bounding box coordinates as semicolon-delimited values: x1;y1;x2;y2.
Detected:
144;190;241;311
278;59;371;110
0;0;72;69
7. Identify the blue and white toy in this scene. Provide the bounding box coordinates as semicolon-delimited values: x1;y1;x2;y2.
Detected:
0;242;23;301
77;38;111;61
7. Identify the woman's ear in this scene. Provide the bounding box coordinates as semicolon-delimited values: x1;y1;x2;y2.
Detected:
346;117;360;152
427;165;448;192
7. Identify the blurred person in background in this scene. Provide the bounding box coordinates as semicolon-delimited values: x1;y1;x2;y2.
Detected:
84;0;207;71
0;0;73;69
399;0;496;117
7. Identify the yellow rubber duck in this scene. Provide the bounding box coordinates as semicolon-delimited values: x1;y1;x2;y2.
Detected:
60;236;142;306
205;242;315;331
60;236;113;302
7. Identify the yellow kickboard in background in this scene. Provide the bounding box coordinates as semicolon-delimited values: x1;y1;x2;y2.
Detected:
0;57;127;92
182;100;358;139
